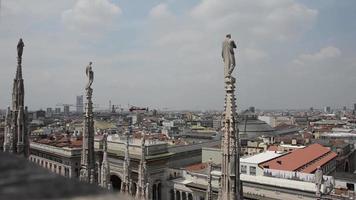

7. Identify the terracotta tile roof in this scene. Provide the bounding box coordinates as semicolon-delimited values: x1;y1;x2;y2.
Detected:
267;145;279;152
260;144;334;173
301;151;337;173
69;139;82;148
185;163;208;172
35;134;82;148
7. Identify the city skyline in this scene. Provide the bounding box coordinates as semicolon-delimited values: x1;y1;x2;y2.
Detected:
1;0;356;111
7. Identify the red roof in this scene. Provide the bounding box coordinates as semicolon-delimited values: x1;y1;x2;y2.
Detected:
301;151;337;173
260;144;335;173
185;163;208;172
267;145;279;152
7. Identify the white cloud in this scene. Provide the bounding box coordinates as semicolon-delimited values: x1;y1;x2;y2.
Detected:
149;3;173;19
190;0;318;41
4;0;355;110
61;0;121;32
293;46;341;65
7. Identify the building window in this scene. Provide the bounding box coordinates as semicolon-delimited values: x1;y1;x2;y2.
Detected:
65;168;69;177
75;168;79;178
250;166;256;176
241;165;247;174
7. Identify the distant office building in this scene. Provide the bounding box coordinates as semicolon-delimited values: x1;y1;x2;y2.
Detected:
76;95;84;113
46;108;53;117
46;108;52;114
324;106;331;114
33;110;46;119
55;107;61;114
64;105;70;116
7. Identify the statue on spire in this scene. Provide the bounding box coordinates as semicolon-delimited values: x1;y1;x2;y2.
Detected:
220;34;242;200
222;34;237;78
86;62;94;90
4;38;28;157
17;38;24;58
80;61;97;184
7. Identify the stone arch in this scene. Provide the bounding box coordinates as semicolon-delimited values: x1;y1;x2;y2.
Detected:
170;189;174;200
345;160;350;172
182;192;187;200
157;183;162;200
176;190;181;200
131;182;137;195
110;174;122;191
188;193;193;200
152;184;157;200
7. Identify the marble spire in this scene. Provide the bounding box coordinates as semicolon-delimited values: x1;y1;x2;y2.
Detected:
3;38;29;157
80;62;97;184
121;125;131;193
136;131;148;199
100;132;111;189
220;34;242;200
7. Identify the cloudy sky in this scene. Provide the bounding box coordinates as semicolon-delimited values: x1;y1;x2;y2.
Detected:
0;0;355;111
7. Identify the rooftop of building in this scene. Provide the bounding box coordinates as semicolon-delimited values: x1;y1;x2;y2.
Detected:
320;132;356;137
241;151;285;165
267;145;279;152
33;133;82;148
274;123;298;131
238;118;275;139
185;162;209;173
105;134;167;146
312;120;346;125
260;143;337;173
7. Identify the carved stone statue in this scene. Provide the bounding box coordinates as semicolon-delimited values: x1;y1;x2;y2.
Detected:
222;34;237;78
17;38;25;58
315;166;323;197
86;62;94;89
145;182;150;199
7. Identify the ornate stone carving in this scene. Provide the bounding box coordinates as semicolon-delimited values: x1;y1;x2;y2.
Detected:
222;34;237;78
220;34;242;200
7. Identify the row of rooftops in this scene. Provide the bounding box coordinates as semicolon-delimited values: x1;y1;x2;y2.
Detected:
186;143;337;175
33;133;83;148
